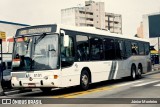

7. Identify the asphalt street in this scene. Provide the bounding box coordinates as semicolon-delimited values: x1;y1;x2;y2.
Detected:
0;70;160;107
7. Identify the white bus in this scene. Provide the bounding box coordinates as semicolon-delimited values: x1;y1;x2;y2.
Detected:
11;24;152;92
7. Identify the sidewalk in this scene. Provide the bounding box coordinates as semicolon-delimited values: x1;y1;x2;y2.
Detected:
152;64;160;71
144;64;160;76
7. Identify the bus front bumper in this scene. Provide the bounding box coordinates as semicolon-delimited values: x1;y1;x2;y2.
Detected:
11;77;60;88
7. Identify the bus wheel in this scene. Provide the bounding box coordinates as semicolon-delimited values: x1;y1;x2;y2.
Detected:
137;65;142;79
131;65;136;80
80;70;90;90
40;88;52;93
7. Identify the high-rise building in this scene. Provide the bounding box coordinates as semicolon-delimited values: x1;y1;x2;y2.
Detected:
61;0;122;34
137;22;144;38
105;13;122;34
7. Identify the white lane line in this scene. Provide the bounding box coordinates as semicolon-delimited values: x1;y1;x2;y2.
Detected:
116;80;143;87
133;80;160;87
154;84;160;86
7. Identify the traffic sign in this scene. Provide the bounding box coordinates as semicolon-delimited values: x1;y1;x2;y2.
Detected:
0;32;6;41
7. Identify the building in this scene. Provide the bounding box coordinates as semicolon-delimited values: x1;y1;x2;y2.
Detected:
61;0;122;34
137;13;160;64
0;20;29;61
105;13;122;34
137;22;144;38
136;13;160;50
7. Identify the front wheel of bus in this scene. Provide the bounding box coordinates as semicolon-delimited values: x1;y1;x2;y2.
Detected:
80;71;90;90
40;88;52;93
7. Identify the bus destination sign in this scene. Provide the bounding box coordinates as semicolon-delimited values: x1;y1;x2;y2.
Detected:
16;25;57;36
18;27;52;35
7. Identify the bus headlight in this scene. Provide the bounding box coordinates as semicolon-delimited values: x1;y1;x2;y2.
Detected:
12;77;18;81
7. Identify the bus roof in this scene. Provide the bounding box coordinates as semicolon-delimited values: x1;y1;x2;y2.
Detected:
15;24;149;42
57;24;149;42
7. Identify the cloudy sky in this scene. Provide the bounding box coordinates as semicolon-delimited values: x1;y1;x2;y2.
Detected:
0;0;160;36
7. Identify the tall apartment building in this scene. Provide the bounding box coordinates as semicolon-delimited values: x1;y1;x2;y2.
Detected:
61;0;122;34
105;13;122;34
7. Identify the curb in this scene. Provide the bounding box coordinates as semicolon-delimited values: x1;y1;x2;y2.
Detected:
4;90;20;95
4;89;34;96
143;69;160;76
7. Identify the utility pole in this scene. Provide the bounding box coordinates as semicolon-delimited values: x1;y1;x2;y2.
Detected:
0;39;5;96
158;37;160;64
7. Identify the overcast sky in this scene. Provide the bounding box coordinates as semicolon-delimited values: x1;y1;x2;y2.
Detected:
0;0;160;36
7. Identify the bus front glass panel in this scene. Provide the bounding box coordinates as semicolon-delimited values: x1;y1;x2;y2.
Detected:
12;34;59;71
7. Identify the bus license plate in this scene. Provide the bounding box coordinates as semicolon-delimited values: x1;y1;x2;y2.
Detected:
28;83;36;87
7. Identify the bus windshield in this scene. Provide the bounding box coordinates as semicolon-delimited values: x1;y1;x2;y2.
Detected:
12;34;59;71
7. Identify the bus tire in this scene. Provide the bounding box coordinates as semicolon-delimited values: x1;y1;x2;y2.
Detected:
137;65;142;79
80;70;90;90
40;88;52;93
131;65;136;80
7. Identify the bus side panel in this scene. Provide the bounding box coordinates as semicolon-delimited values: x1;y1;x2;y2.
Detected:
60;63;81;87
82;61;112;83
113;56;149;79
60;61;113;87
113;61;129;79
60;56;151;87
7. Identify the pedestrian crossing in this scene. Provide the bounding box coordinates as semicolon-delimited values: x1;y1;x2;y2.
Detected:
133;80;160;87
116;79;160;88
154;84;160;86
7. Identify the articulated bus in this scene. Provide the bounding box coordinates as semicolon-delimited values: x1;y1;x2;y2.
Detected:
11;24;152;92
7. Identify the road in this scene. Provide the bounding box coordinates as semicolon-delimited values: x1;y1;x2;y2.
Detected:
1;70;160;107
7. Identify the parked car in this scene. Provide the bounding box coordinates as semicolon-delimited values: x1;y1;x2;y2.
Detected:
2;69;12;89
1;61;12;89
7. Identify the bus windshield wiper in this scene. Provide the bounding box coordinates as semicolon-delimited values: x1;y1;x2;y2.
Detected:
34;33;46;45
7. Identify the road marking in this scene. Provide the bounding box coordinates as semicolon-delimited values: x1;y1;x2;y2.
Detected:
133;80;160;87
154;84;160;86
116;80;143;87
52;80;160;98
52;80;143;98
52;86;118;98
150;74;160;79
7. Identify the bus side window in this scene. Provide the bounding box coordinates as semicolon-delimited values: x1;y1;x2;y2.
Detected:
90;37;103;60
124;40;132;58
61;35;75;67
144;43;149;55
104;38;115;60
76;35;89;61
138;42;145;55
131;42;138;55
115;39;125;59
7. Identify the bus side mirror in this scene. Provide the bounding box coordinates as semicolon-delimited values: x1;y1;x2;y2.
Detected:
60;30;69;47
63;35;69;47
